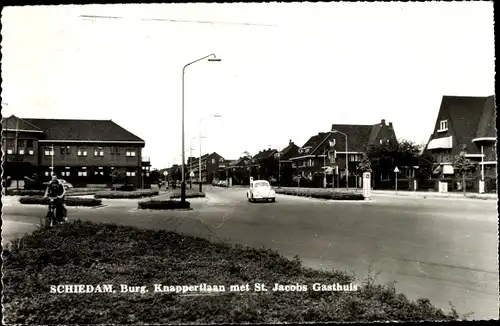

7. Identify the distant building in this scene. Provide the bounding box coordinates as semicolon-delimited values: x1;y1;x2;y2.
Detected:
1;115;146;187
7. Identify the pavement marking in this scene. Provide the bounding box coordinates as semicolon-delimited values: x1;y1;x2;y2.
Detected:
91;205;109;209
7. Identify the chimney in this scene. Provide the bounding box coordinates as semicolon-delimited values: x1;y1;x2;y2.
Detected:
388;122;393;128
289;139;292;145
381;119;386;125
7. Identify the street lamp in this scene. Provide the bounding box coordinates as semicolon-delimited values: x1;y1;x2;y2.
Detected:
331;129;349;191
268;145;281;187
181;53;222;203
199;113;222;192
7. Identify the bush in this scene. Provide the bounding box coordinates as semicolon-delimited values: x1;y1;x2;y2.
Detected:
94;190;159;199
2;220;460;324
5;189;45;196
138;199;191;210
19;196;102;207
170;189;206;199
275;188;364;200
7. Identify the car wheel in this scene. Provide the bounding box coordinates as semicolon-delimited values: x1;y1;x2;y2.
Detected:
271;198;275;202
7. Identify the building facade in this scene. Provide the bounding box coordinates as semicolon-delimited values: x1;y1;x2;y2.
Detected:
189;152;225;184
424;95;496;191
290;119;398;188
2;116;146;188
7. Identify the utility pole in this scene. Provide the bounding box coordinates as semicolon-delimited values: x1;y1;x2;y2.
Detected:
15;117;19;189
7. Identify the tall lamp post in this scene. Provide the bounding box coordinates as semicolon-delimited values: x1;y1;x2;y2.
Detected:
181;53;222;203
199;113;222;192
268;145;281;187
331;129;349;191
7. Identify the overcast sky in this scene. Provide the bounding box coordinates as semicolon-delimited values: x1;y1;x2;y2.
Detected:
1;2;495;169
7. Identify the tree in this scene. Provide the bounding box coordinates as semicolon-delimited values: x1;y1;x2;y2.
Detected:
366;139;421;180
149;169;160;183
453;152;475;196
110;168;127;190
416;151;437;180
357;153;372;173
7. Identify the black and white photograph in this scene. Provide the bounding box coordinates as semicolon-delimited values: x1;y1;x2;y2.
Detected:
1;2;497;323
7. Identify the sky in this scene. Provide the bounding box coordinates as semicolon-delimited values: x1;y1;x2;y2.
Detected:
1;2;495;169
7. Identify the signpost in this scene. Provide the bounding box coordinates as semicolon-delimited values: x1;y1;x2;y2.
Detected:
163;171;168;189
362;172;371;198
394;166;400;195
189;171;194;189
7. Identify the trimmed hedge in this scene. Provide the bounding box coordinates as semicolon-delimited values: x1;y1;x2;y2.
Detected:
138;199;191;210
5;189;45;196
19;196;102;207
170;189;206;199
94;190;159;199
275;188;364;200
2;220;460;324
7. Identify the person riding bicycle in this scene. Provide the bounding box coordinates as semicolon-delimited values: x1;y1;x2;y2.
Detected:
44;174;67;222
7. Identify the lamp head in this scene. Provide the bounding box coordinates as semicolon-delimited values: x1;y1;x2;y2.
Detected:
208;58;222;62
331;129;338;133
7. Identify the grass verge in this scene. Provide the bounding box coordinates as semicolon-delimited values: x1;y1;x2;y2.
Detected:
169;189;206;199
94;190;159;199
275;187;364;200
2;221;460;324
19;196;102;207
138;199;191;210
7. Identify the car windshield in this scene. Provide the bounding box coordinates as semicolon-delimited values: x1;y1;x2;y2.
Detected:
254;182;270;188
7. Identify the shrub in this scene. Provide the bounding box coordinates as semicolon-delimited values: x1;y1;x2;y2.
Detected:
275;188;364;200
169;189;206;199
2;221;460;324
19;196;102;207
94;190;159;199
5;189;45;196
138;199;191;210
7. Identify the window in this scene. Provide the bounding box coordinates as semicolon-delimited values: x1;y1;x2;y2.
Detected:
146;172;150;177
61;171;70;177
126;149;136;157
219;158;224;162
126;171;136;177
94;147;104;157
61;146;71;155
110;146;120;155
406;169;415;178
44;146;54;156
78;171;87;177
19;149;25;155
212;158;216;164
380;139;390;145
77;148;87;156
438;120;448;132
7;149;13;154
349;154;362;162
28;149;34;155
45;171;50;176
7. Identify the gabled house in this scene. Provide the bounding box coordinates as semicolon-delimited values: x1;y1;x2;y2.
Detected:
276;140;300;186
224;156;253;185
251;148;279;180
290;119;398;187
189;152;225;184
424;95;496;191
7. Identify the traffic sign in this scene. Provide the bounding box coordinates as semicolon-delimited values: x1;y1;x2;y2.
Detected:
394;167;400;173
163;171;168;176
190;172;194;177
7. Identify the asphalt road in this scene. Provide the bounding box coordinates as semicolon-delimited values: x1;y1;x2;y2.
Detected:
2;188;498;320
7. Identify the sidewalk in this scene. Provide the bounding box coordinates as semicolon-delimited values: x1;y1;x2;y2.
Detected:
368;189;497;200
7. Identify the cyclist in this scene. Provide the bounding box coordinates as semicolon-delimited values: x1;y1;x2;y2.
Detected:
44;174;67;224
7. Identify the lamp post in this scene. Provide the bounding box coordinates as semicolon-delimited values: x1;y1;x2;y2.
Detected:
199;113;222;192
331;129;349;191
181;53;222;203
268;145;281;187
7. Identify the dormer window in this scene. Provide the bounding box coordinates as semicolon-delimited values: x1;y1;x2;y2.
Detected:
438;120;448;132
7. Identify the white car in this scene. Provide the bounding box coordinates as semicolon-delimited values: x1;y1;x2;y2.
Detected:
247;180;276;202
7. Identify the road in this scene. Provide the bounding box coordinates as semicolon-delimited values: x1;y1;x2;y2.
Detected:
2;188;498;320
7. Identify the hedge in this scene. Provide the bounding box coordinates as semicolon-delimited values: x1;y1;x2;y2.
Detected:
2;220;460;324
169;189;206;199
275;188;365;200
5;189;45;196
94;190;159;199
19;196;102;207
138;199;191;210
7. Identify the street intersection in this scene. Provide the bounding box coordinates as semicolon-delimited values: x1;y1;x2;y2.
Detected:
2;187;498;319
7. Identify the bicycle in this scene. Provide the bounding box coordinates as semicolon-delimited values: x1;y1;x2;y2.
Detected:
40;197;66;228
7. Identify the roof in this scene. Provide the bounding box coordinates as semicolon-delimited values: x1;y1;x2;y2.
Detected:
280;141;300;160
17;117;144;142
253;148;277;161
330;124;375;152
430;95;495;154
1;115;43;132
